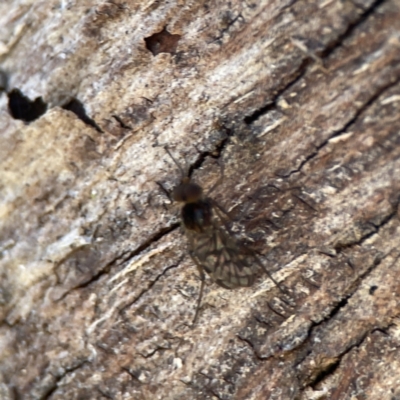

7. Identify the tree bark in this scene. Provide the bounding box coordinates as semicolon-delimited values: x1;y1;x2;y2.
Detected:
1;0;400;399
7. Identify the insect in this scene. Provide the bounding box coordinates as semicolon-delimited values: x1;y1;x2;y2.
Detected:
165;146;285;323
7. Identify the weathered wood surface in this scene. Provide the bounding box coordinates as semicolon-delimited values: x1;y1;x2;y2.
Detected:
1;0;400;399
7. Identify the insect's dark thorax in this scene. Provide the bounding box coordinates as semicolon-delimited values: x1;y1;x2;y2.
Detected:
181;199;213;233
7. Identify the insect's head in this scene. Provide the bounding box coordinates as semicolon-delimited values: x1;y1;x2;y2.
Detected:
164;146;203;203
172;178;203;203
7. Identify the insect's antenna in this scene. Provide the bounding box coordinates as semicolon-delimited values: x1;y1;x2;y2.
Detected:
164;146;188;177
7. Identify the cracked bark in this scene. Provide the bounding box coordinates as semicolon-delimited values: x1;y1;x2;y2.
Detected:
1;0;400;399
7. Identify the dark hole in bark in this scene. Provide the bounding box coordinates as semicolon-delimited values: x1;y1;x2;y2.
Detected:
369;285;378;295
8;88;47;122
145;27;181;56
62;98;103;133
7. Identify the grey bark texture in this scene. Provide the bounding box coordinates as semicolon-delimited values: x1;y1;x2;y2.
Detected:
1;0;400;399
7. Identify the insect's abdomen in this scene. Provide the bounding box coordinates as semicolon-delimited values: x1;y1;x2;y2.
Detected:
181;200;212;232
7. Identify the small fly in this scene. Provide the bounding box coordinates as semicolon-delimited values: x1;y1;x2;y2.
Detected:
165;146;285;323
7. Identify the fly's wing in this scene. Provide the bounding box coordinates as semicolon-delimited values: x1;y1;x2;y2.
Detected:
185;221;258;289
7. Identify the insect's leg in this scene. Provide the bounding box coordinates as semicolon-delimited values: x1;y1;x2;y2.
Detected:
254;255;288;295
190;254;206;325
206;159;225;196
155;180;173;202
210;199;236;236
210;198;231;219
164;146;190;177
